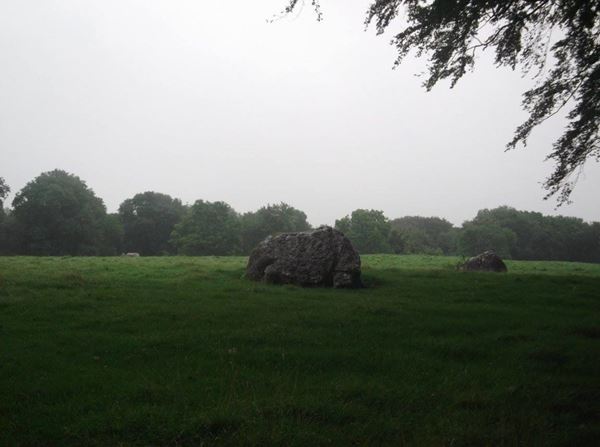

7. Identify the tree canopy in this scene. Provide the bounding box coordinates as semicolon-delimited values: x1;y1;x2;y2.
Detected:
118;191;184;255
1;171;598;261
335;209;392;254
170;200;241;256
285;0;599;204
240;203;311;254
390;216;456;255
458;221;517;258
462;205;600;261
11;170;110;255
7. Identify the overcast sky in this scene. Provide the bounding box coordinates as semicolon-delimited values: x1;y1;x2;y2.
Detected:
1;0;598;226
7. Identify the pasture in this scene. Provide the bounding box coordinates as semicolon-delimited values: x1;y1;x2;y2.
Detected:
0;255;598;446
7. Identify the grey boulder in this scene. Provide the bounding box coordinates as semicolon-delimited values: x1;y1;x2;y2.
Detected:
246;226;362;288
460;250;508;272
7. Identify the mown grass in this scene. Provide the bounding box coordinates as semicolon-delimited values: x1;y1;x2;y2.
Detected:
0;255;598;446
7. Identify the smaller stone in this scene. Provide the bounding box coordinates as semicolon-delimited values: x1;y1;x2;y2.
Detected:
460;251;507;272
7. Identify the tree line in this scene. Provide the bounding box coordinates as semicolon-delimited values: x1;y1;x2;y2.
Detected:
1;170;599;262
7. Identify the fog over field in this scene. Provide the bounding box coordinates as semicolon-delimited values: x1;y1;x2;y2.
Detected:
1;0;598;226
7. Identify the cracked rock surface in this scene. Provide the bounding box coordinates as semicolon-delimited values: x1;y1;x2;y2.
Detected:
246;226;363;288
460;251;508;272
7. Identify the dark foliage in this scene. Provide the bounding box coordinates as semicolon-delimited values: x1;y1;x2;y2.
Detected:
170;200;241;256
460;206;600;262
286;0;600;204
458;221;517;258
118;192;184;255
240;202;311;254
389;216;456;255
0;210;18;255
335;209;392;254
11;170;110;255
1;172;598;261
101;213;125;256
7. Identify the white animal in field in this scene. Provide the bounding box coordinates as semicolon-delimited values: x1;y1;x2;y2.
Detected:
122;252;140;257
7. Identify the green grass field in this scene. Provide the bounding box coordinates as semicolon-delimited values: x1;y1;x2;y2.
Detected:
1;255;599;446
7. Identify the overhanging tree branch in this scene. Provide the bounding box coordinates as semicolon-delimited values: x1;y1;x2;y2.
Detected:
284;0;599;205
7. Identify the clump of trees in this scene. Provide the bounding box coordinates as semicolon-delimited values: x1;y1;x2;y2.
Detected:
1;171;599;262
389;216;457;255
332;206;600;263
240;203;311;254
170;200;241;256
458;206;600;263
4;170;118;255
119;192;184;256
335;209;392;254
0;171;314;257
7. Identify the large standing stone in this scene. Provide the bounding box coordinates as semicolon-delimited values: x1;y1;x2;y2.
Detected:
246;226;362;288
460;251;508;272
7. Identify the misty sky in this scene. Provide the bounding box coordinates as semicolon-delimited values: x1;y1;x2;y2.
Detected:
1;0;598;226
